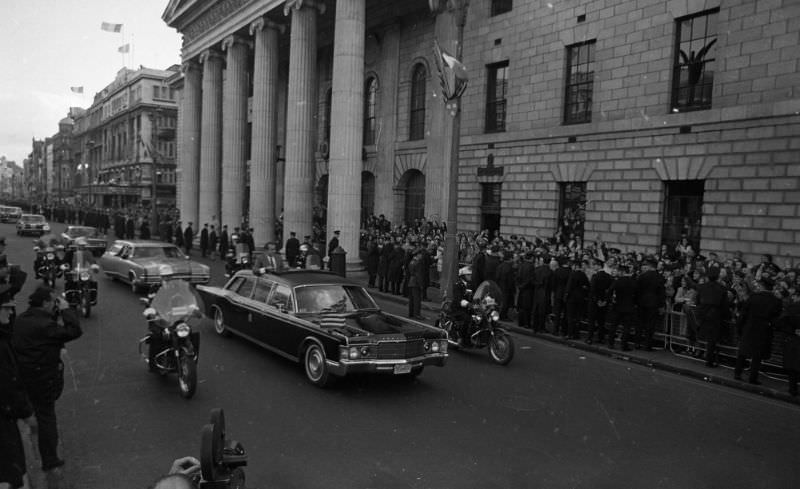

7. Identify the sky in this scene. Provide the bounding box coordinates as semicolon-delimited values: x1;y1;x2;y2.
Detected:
0;0;183;165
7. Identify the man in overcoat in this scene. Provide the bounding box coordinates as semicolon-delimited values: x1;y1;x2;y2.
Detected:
636;257;666;350
696;267;730;367
734;277;782;384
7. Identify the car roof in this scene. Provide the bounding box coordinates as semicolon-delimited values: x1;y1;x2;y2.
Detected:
232;269;357;288
113;240;179;247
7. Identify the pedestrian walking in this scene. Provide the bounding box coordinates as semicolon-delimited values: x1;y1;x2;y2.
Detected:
12;286;82;485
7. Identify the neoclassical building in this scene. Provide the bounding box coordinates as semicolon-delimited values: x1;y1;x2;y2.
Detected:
164;0;800;264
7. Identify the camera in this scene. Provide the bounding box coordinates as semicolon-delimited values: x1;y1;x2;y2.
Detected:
197;408;247;489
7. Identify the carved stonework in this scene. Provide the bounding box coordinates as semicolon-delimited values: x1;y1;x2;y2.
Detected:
183;0;250;44
181;59;200;74
283;0;325;17
221;34;252;51
199;49;224;64
250;16;286;35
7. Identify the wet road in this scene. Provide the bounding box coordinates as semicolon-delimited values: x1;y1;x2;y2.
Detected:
4;222;799;489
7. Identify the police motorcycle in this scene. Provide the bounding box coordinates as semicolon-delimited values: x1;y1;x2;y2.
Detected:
435;279;515;365
224;235;250;278
139;279;203;398
34;245;64;288
62;246;100;318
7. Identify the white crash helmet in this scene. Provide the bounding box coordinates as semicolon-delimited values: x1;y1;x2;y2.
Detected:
458;266;472;277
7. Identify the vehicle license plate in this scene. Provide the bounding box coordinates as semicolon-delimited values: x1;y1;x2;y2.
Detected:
393;364;412;375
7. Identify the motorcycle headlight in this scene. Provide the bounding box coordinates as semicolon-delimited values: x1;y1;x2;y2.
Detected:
472;314;481;322
175;323;191;338
241;258;248;264
490;310;501;322
460;299;469;307
80;272;90;281
47;253;54;260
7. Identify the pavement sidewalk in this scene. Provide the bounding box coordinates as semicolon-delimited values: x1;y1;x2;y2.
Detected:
341;269;800;406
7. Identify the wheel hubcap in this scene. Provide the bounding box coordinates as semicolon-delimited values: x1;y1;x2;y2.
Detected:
307;349;322;380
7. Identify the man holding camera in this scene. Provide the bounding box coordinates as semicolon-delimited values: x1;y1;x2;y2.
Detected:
11;286;81;485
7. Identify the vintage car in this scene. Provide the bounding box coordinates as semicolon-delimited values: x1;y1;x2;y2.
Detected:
61;226;108;256
197;270;448;387
0;205;23;223
16;214;50;236
99;240;210;293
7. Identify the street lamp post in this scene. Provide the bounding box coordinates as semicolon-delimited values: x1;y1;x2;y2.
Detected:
147;109;162;235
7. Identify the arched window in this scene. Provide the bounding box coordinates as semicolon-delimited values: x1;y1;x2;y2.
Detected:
363;76;378;145
409;64;427;140
403;170;425;224
360;171;375;227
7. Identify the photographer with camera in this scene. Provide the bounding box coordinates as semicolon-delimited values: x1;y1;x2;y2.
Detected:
11;286;81;488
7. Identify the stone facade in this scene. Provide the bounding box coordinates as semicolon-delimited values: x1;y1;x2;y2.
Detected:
164;0;800;264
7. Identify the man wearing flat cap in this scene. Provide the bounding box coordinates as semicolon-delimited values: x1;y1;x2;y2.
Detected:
12;286;81;479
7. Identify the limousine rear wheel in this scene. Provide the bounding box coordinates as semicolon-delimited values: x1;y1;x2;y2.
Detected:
304;343;330;387
212;306;231;337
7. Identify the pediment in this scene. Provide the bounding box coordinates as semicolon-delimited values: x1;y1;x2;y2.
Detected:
162;0;214;28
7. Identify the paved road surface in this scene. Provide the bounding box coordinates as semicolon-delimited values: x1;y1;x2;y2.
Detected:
4;222;799;489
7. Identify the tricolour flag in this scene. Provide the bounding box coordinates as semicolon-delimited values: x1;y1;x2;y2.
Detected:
101;22;123;33
70;86;84;94
118;44;130;53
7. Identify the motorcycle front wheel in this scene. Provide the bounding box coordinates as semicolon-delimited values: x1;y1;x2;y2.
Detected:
178;354;198;399
489;331;515;366
80;294;91;318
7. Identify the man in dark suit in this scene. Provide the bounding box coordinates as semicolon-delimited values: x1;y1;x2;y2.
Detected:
406;249;425;319
200;224;209;258
378;237;394;292
586;260;615;344
734;277;782;384
388;240;406;296
183;222;194;255
515;252;535;329
327;230;340;270
565;260;590;339
482;246;501;285
551;258;571;336
285;231;300;268
125;215;136;239
531;254;553;332
365;237;380;288
218;225;229;258
696;266;730;366
209;225;218;260
253;242;285;274
635;257;665;350
608;264;637;350
174;221;184;248
495;252;517;321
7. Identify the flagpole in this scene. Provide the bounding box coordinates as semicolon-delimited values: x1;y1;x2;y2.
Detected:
131;33;136;69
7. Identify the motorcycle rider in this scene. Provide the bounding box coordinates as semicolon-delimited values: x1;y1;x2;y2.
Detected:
63;238;99;305
449;266;474;346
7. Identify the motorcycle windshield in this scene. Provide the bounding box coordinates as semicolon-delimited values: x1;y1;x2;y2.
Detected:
150;280;204;324
71;250;93;272
473;280;505;312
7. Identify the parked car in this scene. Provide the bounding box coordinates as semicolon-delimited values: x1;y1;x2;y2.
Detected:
62;226;108;256
0;205;23;223
99;240;210;293
197;270;449;387
16;214;50;236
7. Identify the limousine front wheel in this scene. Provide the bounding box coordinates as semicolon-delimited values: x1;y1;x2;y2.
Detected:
304;344;330;388
212;306;231;337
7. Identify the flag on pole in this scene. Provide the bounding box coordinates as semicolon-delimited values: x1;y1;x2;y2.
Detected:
118;44;130;53
70;86;84;94
100;22;123;32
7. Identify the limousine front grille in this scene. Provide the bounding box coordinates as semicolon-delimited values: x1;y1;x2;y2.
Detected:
376;339;426;359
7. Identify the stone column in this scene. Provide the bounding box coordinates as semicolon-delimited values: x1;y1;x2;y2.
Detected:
249;18;284;248
198;49;224;229
178;60;202;227
221;35;250;232
327;0;365;267
282;0;323;242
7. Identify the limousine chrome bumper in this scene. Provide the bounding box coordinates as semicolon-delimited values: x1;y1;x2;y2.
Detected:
326;353;448;376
